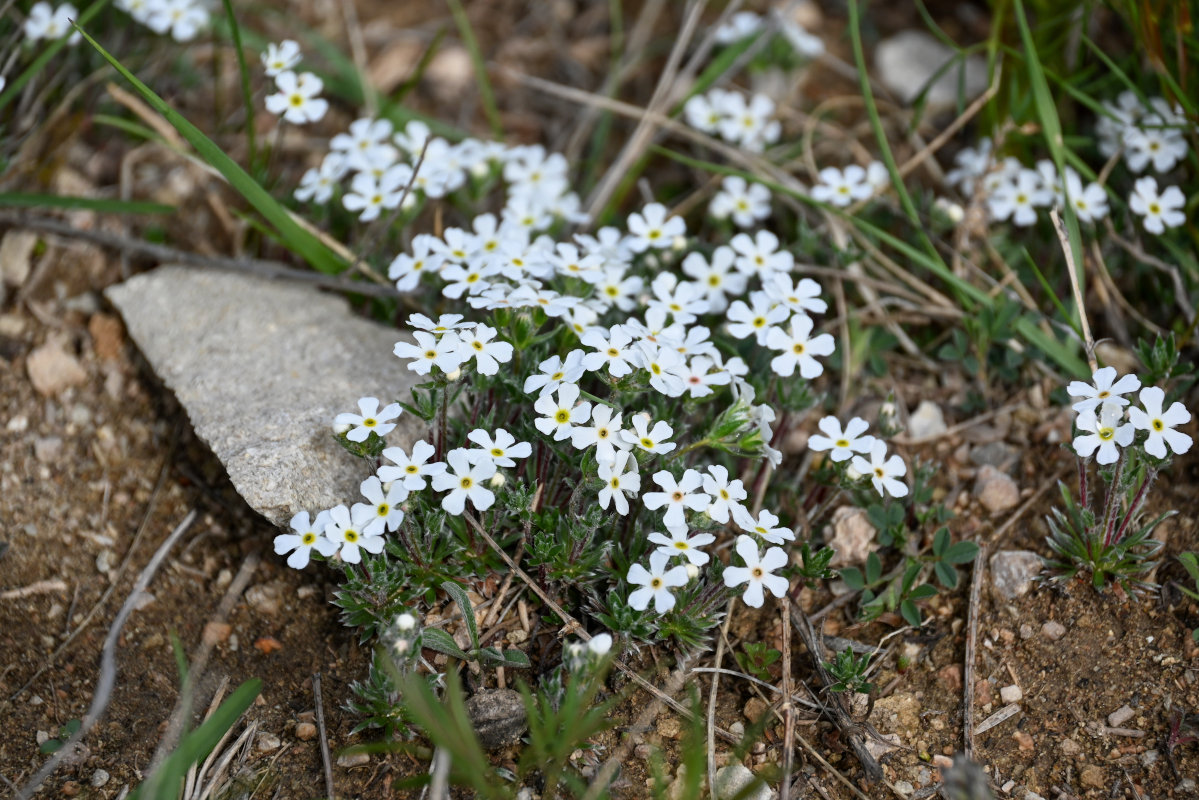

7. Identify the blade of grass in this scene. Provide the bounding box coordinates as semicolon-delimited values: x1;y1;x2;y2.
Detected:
393;26;448;105
846;0;944;267
445;0;503;139
0;0;113;109
93;113;162;142
669;32;760;114
1013;0;1087;327
76;23;347;275
219;0;258;170
1020;247;1078;334
0;193;174;214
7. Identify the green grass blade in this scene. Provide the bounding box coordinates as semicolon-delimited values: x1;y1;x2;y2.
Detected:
0;0;113;109
0;193;174;214
445;0;503;138
219;0;258;169
671;33;760;114
847;0;943;268
1013;316;1087;376
1013;0;1087;331
75;24;347;275
93;113;162;142
130;679;261;800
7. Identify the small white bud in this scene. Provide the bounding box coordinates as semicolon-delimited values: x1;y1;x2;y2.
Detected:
393;639;410;655
489;471;506;488
671;235;687;251
333;422;351;435
396;612;417;631
587;633;612;656
686;563;700;580
445;368;462;381
933;196;965;224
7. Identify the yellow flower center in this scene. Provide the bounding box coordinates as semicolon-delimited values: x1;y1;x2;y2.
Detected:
459;477;474;489
555;410;570;423
1152;419;1164;431
344;529;359;543
835;439;849;448
302;532;316;545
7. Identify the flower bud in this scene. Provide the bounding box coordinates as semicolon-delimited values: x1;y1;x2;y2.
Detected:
396;612;417;631
489;471;507;488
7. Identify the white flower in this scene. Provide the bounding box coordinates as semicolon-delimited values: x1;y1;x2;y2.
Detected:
627;551;690;614
1129;177;1186;234
25;2;81;43
407;313;472;334
765;315;835;378
648;272;708;324
145;0;208;42
811;165;872;207
987;169;1052;226
587;632;613;656
1124;120;1188;173
534;382;592;441
729;230;793;278
682;246;746;313
1073;403;1134;465
716;92;779;151
1128;386;1192;459
642;469;711;533
709;175;771;228
1062;169;1109;223
633;341;688;398
389;234;447;292
808;416;875;462
274;510;336;569
648;528;715;566
852;440;908;498
262;40;302;76
713;10;762;43
333;396;402;443
465;428;532;468
1066;366;1142;414
431;450;497;514
458;324;513;376
676;355;731;399
295;153;348;205
626;203;685;252
581;326;637;377
393;331;464;375
598;450;640;515
726;296;788;345
683;88;736;133
723;535;789;609
352;476;407;536
378;440;446;490
780;16;824;57
762;274;827;316
945;138;992;194
621;415;676;455
525;350;587;396
265;71;328;124
702;465;746;524
593;268;643;312
571;405;627;464
343;165;414;222
324;504;384;564
732;506;794;545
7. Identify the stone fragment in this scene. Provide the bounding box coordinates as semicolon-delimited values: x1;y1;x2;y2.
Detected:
27;341;87;397
466;688;527;750
875;30;988;108
61;781;81;796
1079;766;1104;789
826;506;877;568
245;583;283;616
743;696;769;723
937;664;962;692
0;230;37;287
1060;738;1081;756
88;313;125;361
974;466;1020;514
90;769;110;787
969;441;1019;472
657;715;682;740
865;732;900;759
295;721;317;741
1000;685;1023;704
714;764;774;800
989;551;1042;601
202;622;232;646
1041;620;1066;641
34;436;63;463
336;751;369;768
1013;731;1034;751
253;636;283;654
105;266;427;527
907;399;947;439
254;732;281;752
894;780;914;797
1107;704;1135;728
869;693;920;732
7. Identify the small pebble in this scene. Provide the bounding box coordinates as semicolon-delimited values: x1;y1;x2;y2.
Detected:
336;751;370;768
36;730;50;745
1175;778;1196;793
295;722;317;741
1061;738;1082;756
1013;731;1034;751
202;622;232;646
657;716;682;740
1001;780;1016;794
254;732;281;753
1080;765;1105;789
61;781;81;797
1019;624;1034;640
894;780;914;797
90;769;110;787
253;636;283;655
1141;749;1158;767
743;697;768;723
1107;704;1135;727
932;754;954;769
1000;684;1023;704
1041;621;1066;641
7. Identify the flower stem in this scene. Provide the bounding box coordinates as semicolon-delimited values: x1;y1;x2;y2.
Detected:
1100;452;1126;548
1077;456;1089;511
1111;468;1156;547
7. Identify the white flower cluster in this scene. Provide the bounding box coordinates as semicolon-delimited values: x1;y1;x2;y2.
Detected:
810;162;890;207
684;88;781;152
1097;91;1189;174
115;0;209;42
1067;366;1192;465
261;41;328;126
24;2;81;44
711;9;825;59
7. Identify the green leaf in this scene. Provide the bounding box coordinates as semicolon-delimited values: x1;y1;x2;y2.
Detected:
219;0;258;169
933;527;950;555
420;628;470;661
900;598;922;628
0;193;174;215
840;567;865;591
74;24;348;276
865;552;882;585
943;540;980;565
909;583;938;601
441;580;480;650
131;679;261;800
935;561;958;590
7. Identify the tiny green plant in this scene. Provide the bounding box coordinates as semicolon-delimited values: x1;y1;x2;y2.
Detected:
1177;553;1199;643
37;719;80;755
824;647;875;695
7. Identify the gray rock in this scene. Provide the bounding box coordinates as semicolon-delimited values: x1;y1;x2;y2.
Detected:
90;769;110;787
974;465;1020;514
336;751;370;768
827;506;877;568
106;266;426;526
1107;704;1135;727
714;764;774;800
466;688;527;750
254;732;281;753
969;441;1019;472
875;31;988;108
907;400;947;440
1041;620;1066;641
989;550;1042;601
